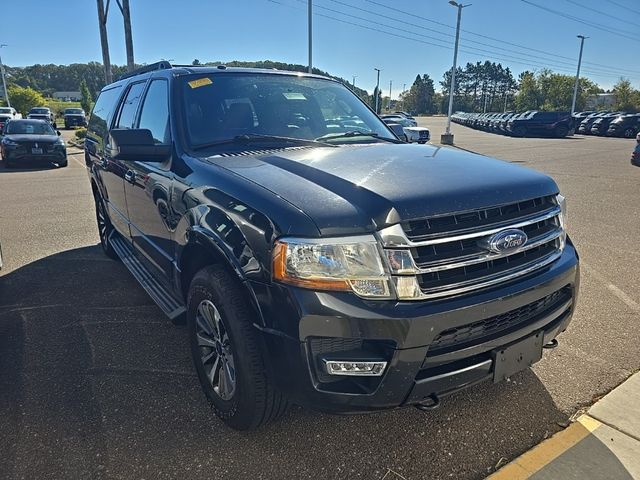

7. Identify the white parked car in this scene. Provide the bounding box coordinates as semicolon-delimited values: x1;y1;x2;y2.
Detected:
0;107;22;132
383;116;430;144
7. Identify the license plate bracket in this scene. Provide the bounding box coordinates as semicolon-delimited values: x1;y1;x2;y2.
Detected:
31;148;43;155
492;331;543;383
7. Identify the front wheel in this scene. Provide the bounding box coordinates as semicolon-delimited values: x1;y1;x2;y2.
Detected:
188;265;288;430
94;196;119;260
623;128;635;138
513;126;526;137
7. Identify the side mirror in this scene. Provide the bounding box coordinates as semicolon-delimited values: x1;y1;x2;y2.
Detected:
109;128;171;162
57;130;61;136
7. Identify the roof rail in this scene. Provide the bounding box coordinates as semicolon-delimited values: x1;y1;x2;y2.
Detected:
117;61;172;81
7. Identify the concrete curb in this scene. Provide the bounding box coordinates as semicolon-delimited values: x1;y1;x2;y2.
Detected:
487;372;640;479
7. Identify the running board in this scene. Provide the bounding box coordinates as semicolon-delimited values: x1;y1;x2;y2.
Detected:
110;233;186;321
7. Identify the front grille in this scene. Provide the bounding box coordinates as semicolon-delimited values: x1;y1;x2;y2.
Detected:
394;196;564;299
428;286;572;354
404;196;556;241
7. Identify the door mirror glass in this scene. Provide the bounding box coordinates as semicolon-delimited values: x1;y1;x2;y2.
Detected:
109;128;170;162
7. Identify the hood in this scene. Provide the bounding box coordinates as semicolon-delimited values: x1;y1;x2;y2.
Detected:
404;127;429;132
3;134;59;143
64;113;85;117
201;143;558;236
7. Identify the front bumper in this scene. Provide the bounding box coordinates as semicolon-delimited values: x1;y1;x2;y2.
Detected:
252;243;579;413
3;148;66;165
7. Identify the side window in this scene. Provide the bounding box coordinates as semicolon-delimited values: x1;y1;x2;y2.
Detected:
137;80;170;144
87;85;122;139
115;82;146;129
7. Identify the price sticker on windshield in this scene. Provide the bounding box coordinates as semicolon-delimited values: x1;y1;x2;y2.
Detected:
188;77;213;89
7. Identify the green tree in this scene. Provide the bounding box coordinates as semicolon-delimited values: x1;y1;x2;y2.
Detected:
7;85;46;115
404;74;436;114
612;78;639;112
79;79;93;113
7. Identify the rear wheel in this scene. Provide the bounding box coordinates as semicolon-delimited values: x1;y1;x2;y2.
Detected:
623;127;635;138
94;195;119;260
554;125;569;138
188;265;288;430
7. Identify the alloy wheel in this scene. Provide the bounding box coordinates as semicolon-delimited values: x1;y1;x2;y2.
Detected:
195;299;236;400
96;200;109;248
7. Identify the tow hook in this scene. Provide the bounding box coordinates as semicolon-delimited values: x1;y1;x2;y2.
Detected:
415;394;441;411
543;338;559;349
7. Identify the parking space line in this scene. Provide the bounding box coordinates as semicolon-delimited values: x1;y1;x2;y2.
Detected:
582;263;640;313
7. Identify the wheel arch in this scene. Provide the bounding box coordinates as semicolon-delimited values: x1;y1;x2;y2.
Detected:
177;227;268;328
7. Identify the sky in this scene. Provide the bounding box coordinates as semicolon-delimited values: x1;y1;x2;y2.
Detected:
2;0;640;96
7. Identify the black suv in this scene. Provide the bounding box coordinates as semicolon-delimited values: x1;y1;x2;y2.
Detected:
63;108;87;129
606;114;640;138
507;111;574;138
85;62;579;430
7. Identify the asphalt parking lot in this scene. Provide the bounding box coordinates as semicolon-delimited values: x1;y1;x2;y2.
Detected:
1;120;639;480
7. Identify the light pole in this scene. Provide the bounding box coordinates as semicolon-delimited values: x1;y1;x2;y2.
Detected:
0;44;10;108
442;1;470;145
388;80;392;111
352;75;357;89
308;0;313;73
374;68;381;114
571;35;587;116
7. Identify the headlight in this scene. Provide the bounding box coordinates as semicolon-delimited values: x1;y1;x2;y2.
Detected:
272;236;392;298
3;139;18;147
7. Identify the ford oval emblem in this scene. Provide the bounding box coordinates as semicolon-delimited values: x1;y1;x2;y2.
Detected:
486;229;528;253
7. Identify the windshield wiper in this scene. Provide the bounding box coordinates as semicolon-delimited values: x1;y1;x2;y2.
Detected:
192;134;336;151
315;131;402;143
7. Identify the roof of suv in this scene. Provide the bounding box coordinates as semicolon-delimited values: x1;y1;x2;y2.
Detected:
108;61;338;90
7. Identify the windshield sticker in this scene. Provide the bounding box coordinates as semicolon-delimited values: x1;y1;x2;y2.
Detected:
283;92;306;100
188;77;213;89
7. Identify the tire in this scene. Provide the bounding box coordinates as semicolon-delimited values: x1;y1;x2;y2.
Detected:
188;265;288;430
554;125;569;138
513;126;526;137
94;195;119;260
57;159;68;167
623;128;635;139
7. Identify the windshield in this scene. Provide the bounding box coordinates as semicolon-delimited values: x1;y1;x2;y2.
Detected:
65;108;84;115
30;108;49;114
6;120;55;135
181;73;394;147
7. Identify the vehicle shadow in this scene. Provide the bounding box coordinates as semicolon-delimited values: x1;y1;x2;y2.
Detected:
0;246;570;480
0;161;63;172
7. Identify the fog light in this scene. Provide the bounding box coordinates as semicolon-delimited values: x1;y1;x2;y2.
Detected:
324;360;387;376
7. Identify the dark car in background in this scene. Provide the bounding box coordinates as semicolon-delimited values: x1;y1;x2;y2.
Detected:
590;114;621;136
577;112;612;135
633;133;640;167
0;119;67;168
507;111;573;138
606;114;640;138
63;108;87;129
85;62;578;430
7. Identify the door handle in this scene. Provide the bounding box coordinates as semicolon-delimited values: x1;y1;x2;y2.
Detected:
125;170;136;184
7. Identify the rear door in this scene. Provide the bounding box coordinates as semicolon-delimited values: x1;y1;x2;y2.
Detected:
121;78;175;279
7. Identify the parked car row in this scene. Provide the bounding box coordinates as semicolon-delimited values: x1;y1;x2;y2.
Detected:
453;110;640;139
452;111;575;138
576;112;640;138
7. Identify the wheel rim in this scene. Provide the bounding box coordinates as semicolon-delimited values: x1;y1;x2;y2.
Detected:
96;200;109;248
195;299;236;401
624;128;634;138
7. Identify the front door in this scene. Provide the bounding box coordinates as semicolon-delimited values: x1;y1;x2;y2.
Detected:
122;78;175;279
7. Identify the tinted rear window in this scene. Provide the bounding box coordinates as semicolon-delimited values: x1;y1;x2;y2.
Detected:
88;85;123;139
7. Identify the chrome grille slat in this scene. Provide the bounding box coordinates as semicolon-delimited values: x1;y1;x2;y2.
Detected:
379;196;564;300
414;228;563;274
